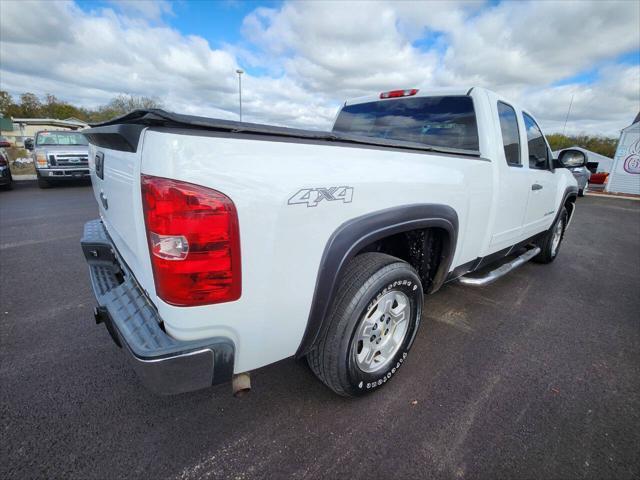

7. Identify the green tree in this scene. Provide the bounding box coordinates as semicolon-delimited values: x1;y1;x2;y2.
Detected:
18;93;42;117
0;90;14;116
89;94;163;122
42;93;88;121
547;133;618;158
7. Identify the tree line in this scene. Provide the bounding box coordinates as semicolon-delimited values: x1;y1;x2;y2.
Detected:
546;133;618;159
0;90;620;157
0;91;162;124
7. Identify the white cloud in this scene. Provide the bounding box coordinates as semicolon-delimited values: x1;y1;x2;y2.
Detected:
1;2;239;109
243;0;640;134
522;64;640;135
242;2;439;97
0;0;638;135
438;0;640;88
106;0;174;22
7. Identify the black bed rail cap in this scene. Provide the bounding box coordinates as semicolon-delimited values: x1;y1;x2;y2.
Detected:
84;108;482;158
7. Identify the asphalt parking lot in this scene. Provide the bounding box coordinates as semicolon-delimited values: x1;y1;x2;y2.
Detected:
1;182;639;479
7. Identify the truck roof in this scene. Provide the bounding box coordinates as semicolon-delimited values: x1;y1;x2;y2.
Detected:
36;129;86;135
344;86;479;106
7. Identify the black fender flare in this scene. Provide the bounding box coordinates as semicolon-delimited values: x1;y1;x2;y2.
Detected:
558;186;578;225
295;204;458;357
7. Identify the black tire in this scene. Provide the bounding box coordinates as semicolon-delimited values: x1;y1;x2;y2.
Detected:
37;174;50;189
533;207;568;264
307;252;423;397
578;188;585;197
1;170;13;190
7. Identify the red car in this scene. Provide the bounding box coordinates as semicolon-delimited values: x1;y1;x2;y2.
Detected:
589;172;609;185
0;136;12;148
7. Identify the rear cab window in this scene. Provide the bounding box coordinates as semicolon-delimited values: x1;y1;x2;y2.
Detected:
497;102;521;166
332;95;479;152
523;113;551;170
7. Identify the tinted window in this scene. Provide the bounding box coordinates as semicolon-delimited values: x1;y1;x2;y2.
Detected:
36;131;88;146
333;96;479;151
523;113;549;170
497;102;521;166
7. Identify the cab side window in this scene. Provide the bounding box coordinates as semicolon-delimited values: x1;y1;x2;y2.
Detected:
523;113;549;170
497;102;521;166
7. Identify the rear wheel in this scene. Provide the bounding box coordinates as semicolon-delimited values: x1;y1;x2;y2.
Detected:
307;253;423;397
534;207;568;264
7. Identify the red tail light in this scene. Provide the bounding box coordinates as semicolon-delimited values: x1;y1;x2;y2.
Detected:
141;175;241;306
380;89;419;99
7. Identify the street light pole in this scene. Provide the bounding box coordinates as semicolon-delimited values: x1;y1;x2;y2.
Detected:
562;93;574;136
236;68;244;122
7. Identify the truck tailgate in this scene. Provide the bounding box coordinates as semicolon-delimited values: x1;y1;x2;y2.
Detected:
88;139;156;299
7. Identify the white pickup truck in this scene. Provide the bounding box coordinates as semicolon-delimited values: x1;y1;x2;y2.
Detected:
81;87;586;397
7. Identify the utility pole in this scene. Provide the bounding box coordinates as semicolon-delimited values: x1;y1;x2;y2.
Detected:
562;93;574;136
236;69;244;122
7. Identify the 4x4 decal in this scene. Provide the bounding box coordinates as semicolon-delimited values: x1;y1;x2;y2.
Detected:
288;186;354;207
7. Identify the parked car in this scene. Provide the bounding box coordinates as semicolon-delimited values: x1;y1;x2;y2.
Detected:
590;172;609;185
0;149;13;189
80;87;582;397
0;136;12;148
555;148;591;196
571;165;591;196
31;130;90;188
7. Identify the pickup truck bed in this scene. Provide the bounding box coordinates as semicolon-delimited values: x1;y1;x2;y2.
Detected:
84;108;482;157
81;87;579;396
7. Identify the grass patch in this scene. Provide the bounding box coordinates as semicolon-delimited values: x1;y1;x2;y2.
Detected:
10;162;36;175
4;146;29;162
3;147;36;175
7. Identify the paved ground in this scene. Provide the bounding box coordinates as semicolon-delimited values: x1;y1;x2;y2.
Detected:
1;181;639;480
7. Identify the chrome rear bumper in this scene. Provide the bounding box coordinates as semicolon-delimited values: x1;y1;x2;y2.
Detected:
81;219;234;395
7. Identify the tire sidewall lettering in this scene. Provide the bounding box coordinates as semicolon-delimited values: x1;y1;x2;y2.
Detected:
352;273;421;393
363;350;409;390
365;280;413;313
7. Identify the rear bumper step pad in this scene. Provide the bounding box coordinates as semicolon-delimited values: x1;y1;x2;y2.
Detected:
81;219;234;395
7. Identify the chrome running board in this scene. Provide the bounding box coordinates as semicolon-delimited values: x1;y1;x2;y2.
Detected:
458;246;541;287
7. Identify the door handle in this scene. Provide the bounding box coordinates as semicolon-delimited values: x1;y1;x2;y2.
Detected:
531;183;543;191
99;191;108;210
95;152;104;179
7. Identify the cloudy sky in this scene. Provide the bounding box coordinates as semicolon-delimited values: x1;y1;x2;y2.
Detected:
0;0;638;136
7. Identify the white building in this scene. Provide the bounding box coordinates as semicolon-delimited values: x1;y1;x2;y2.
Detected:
0;117;88;146
606;113;640;195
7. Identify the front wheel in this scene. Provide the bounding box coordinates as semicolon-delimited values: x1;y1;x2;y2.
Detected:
307;253;423;397
578;182;589;197
533;207;568;264
37;173;50;189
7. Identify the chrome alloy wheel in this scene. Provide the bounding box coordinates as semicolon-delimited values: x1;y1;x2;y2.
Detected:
353;291;411;373
551;218;564;256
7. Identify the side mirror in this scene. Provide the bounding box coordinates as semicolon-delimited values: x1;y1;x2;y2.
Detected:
557;149;586;168
24;138;34;150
